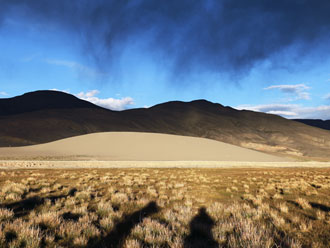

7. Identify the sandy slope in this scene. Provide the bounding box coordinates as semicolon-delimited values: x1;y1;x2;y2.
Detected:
0;132;288;162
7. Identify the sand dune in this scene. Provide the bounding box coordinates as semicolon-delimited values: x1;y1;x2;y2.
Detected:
2;91;330;161
0;132;288;162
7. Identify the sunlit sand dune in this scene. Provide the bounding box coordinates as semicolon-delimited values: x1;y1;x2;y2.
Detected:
0;132;288;162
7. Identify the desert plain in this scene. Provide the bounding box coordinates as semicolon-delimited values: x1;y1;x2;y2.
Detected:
0;132;329;248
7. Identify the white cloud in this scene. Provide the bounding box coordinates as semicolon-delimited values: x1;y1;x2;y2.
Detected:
323;93;330;100
49;89;134;111
264;84;310;92
20;53;40;62
237;104;299;116
295;92;310;100
49;88;70;94
0;91;8;96
76;90;134;111
77;90;99;98
266;110;298;116
22;56;104;77
264;84;311;100
236;103;330;120
45;59;103;77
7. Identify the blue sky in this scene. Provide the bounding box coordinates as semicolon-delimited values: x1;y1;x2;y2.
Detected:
1;1;330;119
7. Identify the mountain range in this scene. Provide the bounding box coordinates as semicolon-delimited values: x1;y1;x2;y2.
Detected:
1;90;330;160
293;119;330;131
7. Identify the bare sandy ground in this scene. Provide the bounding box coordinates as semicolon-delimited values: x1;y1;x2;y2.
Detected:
0;132;287;162
1;160;330;169
2;132;326;168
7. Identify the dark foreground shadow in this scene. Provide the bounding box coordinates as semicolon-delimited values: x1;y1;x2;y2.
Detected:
287;200;330;213
286;200;300;208
310;202;330;212
89;201;159;248
184;207;218;248
0;188;77;218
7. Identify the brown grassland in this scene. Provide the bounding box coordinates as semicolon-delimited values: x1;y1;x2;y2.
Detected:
0;168;329;248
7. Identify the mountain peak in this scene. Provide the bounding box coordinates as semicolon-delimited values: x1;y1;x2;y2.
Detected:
150;99;225;110
189;99;225;108
0;90;101;116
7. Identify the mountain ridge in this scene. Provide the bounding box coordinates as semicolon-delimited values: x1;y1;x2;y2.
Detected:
1;90;330;160
0;90;103;116
293;119;330;131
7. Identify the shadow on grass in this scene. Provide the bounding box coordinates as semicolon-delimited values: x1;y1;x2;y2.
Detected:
310;202;330;212
89;201;159;248
183;207;218;248
0;188;77;218
286;200;300;209
62;211;82;222
287;200;330;213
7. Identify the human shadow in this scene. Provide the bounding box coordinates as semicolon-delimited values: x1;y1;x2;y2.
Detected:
184;207;218;248
0;188;77;218
89;201;159;248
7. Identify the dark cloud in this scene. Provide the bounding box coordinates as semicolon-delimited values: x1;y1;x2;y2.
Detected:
1;0;330;78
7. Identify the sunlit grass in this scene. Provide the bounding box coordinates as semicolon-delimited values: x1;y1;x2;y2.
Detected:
0;168;329;247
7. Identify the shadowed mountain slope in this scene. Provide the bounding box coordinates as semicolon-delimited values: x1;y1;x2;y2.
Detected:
1;90;330;160
0;90;100;116
294;119;330;131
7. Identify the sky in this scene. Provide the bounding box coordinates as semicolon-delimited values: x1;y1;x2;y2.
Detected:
0;0;330;119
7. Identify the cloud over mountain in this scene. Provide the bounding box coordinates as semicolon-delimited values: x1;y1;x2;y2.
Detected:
51;89;134;111
264;84;311;100
76;90;134;111
237;103;330;120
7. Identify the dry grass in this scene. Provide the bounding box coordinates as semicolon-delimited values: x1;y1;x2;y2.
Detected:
0;167;329;247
